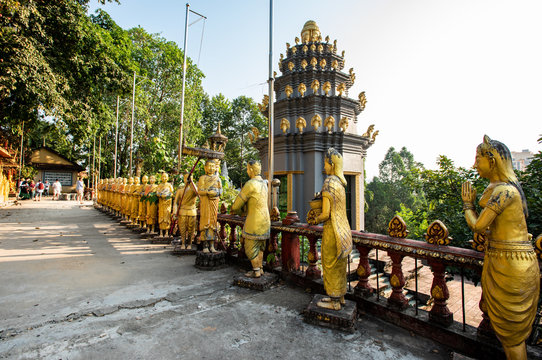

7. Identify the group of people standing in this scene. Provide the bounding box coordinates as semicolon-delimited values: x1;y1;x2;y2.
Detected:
17;178;72;201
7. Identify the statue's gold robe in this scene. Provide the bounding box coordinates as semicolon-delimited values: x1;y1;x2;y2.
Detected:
156;182;173;231
320;175;352;298
197;174;222;241
480;183;539;347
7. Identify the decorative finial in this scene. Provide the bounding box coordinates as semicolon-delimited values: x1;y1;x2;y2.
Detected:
358;91;367;111
339;117;349;132
310;79;320;94
285;85;293;98
337;83;346;96
325;116;335;134
296;117;307;134
311;114;322;131
322;81;331;96
280;118;290;134
298;83;307;97
362;124;375;138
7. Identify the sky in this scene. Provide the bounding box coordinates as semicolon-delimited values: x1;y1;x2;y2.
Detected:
88;0;542;180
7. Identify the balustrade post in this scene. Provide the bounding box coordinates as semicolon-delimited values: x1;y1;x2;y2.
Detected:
387;253;408;309
428;260;453;326
305;234;321;279
281;211;300;272
227;223;237;256
354;245;372;297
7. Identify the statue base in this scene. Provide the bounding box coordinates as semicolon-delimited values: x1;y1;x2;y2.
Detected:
132;227;147;233
195;251;226;270
119;220;131;226
303;294;357;333
126;223;139;229
233;273;278;291
171;240;197;255
140;232;156;239
151;236;173;244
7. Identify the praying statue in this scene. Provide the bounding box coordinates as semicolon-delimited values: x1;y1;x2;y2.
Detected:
173;173;199;250
156;172;174;238
461;135;539;360
307;148;352;310
138;175;149;229
197;159;222;253
231;160;270;278
145;175;159;234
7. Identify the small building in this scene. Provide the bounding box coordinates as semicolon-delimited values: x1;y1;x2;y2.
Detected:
28;147;84;193
511;149;534;172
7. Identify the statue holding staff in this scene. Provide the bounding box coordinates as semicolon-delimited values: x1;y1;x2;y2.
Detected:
197;159;222;253
156;172;174;238
172;173;199;250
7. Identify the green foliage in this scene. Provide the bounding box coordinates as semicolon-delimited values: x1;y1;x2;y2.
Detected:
200;95;267;187
365;147;425;234
20;165;37;180
520;149;542;238
220;176;240;212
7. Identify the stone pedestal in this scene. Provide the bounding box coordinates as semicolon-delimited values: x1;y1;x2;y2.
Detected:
140;232;156;239
303;294;357;333
195;251;226;270
132;227;147;233
126;223;139;229
171;240;197;255
151;236;173;244
119;220;131;226
233;273;278;291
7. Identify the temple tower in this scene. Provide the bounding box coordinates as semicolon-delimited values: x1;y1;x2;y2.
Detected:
256;21;376;230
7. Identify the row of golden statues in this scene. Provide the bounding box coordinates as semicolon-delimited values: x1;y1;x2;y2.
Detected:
96;137;539;359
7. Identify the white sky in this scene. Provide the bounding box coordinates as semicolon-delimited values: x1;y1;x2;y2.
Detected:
88;0;542;179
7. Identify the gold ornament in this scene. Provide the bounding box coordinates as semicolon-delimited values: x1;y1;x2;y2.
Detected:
336;83;346;96
285;85;293;98
310;57;317;68
301;59;308;69
318;44;324;53
310;79;320;94
311;114;322;131
324;116;335;133
296;117;307;134
388;215;409;238
298;83;306;97
291;46;297;55
310;43;316;52
424;220;451;246
359;91;367;111
319;58;327;69
331;60;338;70
322;81;331;95
338;117;348;132
303;45;308;53
280;118;290;134
288;61;294;71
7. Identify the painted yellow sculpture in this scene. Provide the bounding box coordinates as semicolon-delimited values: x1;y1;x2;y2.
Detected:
197;159;222;253
231;160;270;278
307;148;352;310
130;177;140;223
138;175;149;228
173;173;199;249
145;175;158;234
461;135;539;360
156;172;174;238
123;177;133;220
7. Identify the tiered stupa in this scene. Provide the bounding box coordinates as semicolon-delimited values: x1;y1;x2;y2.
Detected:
256;20;377;229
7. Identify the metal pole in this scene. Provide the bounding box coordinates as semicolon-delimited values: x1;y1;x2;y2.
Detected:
18;121;24;199
114;95;119;178
267;0;274;209
98;137;101;187
178;3;190;172
130;71;136;177
92;135;96;192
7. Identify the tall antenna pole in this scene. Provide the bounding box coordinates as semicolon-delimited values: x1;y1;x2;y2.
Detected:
178;3;190;172
130;71;136;177
267;0;274;209
114;95;119;178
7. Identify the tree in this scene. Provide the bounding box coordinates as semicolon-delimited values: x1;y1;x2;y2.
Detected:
365;147;425;234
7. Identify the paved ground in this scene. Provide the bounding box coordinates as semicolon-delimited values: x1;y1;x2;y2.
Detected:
0;199;455;360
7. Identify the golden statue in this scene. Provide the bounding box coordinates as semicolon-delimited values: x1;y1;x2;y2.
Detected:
462;135;539;360
298;83;306;97
296;117;307;134
173;173;199;249
310;79;320;94
307;148;352;310
280;118;290;134
124;177;134;220
130;177;140;222
119;178;127;217
197;159;222;253
113;178;121;215
156;172;174;238
145;175;158;234
285;85;293;98
231;160;270;278
138;175;149;228
311;114;322;131
325;116;335;134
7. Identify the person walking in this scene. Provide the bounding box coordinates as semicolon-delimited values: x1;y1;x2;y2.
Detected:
44;180;50;197
29;180;36;201
52;179;62;200
76;177;85;204
35;179;44;201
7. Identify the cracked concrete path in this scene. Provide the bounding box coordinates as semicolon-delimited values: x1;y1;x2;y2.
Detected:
0;199;452;359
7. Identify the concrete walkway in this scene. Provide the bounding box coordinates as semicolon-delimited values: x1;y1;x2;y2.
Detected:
0;199;453;360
